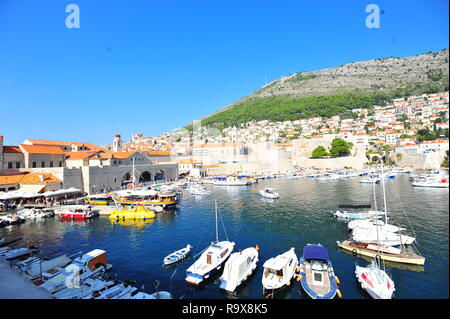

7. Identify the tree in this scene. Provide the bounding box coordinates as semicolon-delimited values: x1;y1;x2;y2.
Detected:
329;138;353;157
442;150;449;168
312;146;329;158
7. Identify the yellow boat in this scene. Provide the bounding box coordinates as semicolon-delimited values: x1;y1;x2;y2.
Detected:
111;189;178;209
109;205;156;220
337;240;425;265
85;195;113;206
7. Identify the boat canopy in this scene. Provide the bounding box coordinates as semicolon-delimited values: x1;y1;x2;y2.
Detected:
338;204;371;209
303;245;329;261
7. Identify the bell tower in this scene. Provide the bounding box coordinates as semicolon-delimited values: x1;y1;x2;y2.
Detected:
113;134;122;152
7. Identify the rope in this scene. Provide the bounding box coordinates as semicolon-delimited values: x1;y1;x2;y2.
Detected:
388;179;419;245
217;205;229;241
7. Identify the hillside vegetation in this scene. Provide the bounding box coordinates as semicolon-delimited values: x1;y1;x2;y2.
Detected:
187;49;449;130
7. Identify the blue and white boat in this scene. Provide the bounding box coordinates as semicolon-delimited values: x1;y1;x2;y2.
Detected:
185;202;235;285
163;244;193;266
299;244;340;299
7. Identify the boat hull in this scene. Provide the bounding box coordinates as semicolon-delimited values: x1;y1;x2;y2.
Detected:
337;240;425;265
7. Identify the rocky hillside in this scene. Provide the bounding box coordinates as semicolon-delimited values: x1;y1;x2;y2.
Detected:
196;49;449;126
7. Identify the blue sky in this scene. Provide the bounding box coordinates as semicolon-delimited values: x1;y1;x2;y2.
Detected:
0;0;448;146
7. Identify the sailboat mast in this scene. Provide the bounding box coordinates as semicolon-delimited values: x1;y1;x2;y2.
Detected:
215;201;219;243
372;175;381;261
381;161;388;224
132;157;136;190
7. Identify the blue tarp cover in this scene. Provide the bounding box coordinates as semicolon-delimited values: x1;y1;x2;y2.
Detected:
303;245;329;261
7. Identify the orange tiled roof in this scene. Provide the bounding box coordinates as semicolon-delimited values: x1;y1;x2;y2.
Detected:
0;172;61;185
65;151;101;160
3;146;22;153
0;173;26;185
19;144;65;155
25;139;105;151
147;150;171;156
19;172;62;184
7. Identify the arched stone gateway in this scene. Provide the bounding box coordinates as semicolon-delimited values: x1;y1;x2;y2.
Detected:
139;171;152;183
121;172;132;186
367;153;386;164
154;170;165;181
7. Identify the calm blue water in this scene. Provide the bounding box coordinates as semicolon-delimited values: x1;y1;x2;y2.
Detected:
1;175;448;299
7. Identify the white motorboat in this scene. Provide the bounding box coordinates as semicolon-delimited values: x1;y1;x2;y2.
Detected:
333;210;386;221
15;254;72;279
261;247;298;291
38;249;111;293
219;246;259;292
259;188;280;199
131;291;173;299
355;258;395;299
360;177;380;184
185;202;235;285
213;177;249;186
163;244;192;266
299;244;340;299
3;247;38;261
53;278;116;299
412;175;449;188
351;228;416;246
84;281;136;299
348;218;406;233
190;185;211;195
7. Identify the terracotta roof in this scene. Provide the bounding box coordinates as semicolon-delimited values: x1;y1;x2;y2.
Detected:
0;173;26;185
65;151;101;160
0;172;61;185
19;144;65;155
24;139;105;151
3;146;22;154
147;150;171;156
19;172;61;184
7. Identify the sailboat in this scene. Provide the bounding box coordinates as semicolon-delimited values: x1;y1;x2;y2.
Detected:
185;201;235;285
355;175;395;299
338;162;425;266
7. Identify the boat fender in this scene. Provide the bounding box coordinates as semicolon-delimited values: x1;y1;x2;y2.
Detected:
334;276;340;285
295;266;300;273
336;289;342;298
352;249;357;256
296;275;302;282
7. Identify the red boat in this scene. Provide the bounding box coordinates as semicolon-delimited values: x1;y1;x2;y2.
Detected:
60;208;94;220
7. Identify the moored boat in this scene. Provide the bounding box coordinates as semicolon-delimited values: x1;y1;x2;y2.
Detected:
60;207;94;220
259;188;280;199
109;205;156;220
261;247;298;291
163;244;193;266
299;244;339;299
336;240;425;265
219;246;259;292
355;258;395;299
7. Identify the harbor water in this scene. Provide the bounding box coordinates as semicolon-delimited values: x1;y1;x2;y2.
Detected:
1;175;448;299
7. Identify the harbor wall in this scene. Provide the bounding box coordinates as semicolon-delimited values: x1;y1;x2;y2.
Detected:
395;150;447;170
292;147;367;170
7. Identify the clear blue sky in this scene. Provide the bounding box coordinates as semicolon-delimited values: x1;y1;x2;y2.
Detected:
0;0;448;146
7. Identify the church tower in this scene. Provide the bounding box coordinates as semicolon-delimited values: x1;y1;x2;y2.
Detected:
113;134;122;152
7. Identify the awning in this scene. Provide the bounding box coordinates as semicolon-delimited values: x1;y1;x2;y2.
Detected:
303;245;329;261
17;184;46;194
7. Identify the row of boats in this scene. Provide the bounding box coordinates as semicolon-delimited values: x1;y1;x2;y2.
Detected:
0;241;173;299
163;202;342;299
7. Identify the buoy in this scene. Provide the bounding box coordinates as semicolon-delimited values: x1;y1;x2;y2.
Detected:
337;289;343;298
335;276;340;285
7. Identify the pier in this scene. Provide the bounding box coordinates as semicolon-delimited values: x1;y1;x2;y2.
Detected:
0;260;52;299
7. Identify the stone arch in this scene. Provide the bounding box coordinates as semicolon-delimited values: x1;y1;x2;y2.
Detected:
154;169;165;181
121;172;132;186
139;171;152;183
367;153;386;164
